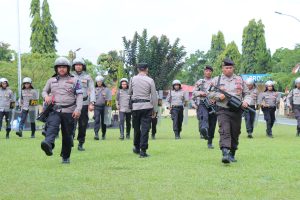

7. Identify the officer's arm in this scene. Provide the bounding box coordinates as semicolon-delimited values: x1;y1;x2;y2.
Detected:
151;80;158;112
166;92;171;108
88;76;96;104
75;80;83;113
242;81;252;105
42;79;51;99
207;77;221;101
276;92;281;106
286;91;292;107
257;93;263;105
128;78;133;96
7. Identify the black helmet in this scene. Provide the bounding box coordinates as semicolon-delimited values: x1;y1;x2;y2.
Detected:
54;57;71;74
72;57;86;71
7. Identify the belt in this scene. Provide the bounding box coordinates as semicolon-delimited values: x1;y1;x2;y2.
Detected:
95;104;105;108
172;105;183;108
132;99;150;103
218;107;239;112
83;96;88;101
54;102;76;109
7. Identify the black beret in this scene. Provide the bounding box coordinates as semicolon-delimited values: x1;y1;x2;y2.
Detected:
222;58;235;66
137;63;148;69
204;65;213;71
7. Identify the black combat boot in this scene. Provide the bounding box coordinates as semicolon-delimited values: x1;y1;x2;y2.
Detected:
297;127;300;137
140;149;150;158
119;124;124;140
102;132;106;140
78;143;85;151
94;132;99;140
175;131;180;140
31;123;36;138
229;150;237;162
247;132;253;139
221;148;230;164
6;130;10;139
41;141;53;156
132;147;140;154
62;158;70;164
16;129;23;137
266;123;273;138
200;128;208;140
126;133;130;139
151;134;156;140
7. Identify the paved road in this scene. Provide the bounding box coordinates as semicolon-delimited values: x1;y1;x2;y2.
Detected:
257;115;296;126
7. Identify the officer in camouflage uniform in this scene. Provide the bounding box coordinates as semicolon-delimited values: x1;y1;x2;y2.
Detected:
41;57;83;164
0;78;14;139
166;80;187;139
116;78;131;140
192;66;217;148
129;63;158;158
16;77;38;138
244;77;258;139
286;77;300;136
258;80;280;138
71;58;95;151
209;58;251;164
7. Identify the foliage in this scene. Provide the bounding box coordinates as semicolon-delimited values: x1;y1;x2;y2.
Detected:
123;29;186;90
41;0;58;53
216;41;242;74
241;19;271;73
271;45;300;73
0;42;14;62
30;0;57;53
175;50;207;85
206;31;226;67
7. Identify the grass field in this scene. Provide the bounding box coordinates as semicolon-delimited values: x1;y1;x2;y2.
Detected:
0;117;300;200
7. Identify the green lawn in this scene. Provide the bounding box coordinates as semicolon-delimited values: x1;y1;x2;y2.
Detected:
0;117;300;200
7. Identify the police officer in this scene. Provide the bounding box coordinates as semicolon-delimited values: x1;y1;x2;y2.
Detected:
166;80;187;139
287;77;300;136
150;112;158;140
244;77;258;139
129;63;158;158
71;58;95;151
94;75;111;140
209;58;251;164
16;77;38;138
192;66;217;148
41;57;83;164
258;81;280;138
0;78;14;139
116;78;131;140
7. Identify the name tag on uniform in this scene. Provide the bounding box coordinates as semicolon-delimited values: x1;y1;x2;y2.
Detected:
81;79;87;84
10;102;16;109
29;99;38;106
105;100;112;107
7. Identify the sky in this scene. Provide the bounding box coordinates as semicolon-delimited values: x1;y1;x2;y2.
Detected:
1;0;300;64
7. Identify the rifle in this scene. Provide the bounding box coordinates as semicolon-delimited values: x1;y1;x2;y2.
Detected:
37;103;54;122
196;80;216;114
208;85;256;113
203;97;216;115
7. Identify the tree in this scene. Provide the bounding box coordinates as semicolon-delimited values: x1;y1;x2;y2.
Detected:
30;0;58;53
216;41;242;74
0;42;13;62
96;50;124;85
271;45;300;73
206;31;226;67
123;29;186;90
41;0;58;53
30;0;44;53
241;19;271;73
175;50;207;85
